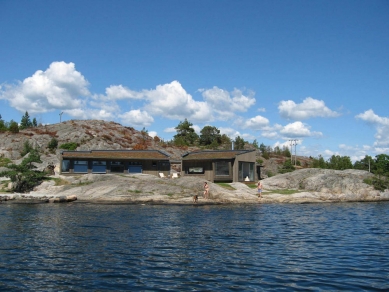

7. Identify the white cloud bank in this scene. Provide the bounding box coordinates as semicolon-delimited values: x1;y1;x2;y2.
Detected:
0;61;89;114
0;62;220;127
278;97;340;120
0;61;340;152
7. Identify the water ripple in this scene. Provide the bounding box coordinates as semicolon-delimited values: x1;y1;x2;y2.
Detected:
1;203;389;291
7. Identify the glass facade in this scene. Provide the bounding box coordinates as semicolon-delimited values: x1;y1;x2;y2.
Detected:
92;161;106;173
74;160;88;173
61;160;70;172
239;162;255;181
215;161;229;176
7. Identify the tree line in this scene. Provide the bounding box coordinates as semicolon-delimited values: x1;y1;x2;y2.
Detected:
167;118;291;157
310;154;389;173
0;112;38;133
310;154;389;191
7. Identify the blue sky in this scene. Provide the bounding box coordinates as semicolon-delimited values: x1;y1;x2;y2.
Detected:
0;0;388;161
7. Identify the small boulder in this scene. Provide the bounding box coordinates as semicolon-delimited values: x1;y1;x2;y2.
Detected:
66;195;77;202
52;196;68;203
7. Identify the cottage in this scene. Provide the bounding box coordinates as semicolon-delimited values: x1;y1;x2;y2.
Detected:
181;150;257;182
60;150;170;176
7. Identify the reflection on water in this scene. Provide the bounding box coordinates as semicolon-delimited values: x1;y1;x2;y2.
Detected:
1;202;389;291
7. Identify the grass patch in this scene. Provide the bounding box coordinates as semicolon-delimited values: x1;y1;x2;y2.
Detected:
363;178;372;185
0;157;11;167
75;181;93;186
117;174;138;179
246;183;257;189
0;180;12;193
263;189;301;195
166;193;174;197
48;177;70;186
216;183;236;190
128;189;142;193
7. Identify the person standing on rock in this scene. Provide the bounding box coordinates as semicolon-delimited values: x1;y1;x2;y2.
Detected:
203;182;210;199
257;180;263;198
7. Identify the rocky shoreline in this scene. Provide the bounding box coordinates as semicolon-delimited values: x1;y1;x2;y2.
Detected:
1;169;389;205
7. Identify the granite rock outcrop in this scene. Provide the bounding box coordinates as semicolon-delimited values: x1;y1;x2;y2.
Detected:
1;169;388;204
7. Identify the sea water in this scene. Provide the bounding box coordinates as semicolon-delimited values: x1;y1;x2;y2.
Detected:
0;202;388;291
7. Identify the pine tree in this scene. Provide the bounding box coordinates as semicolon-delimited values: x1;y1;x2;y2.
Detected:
173;119;198;146
20;111;32;130
0;148;45;193
199;126;221;147
0;114;6;132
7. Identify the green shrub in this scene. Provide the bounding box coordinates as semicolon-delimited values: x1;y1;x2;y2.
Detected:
0;120;7;132
279;160;295;174
363;177;373;185
364;176;389;191
0;149;46;193
0;156;11;167
8;120;19;133
20;141;34;157
59;142;79;150
48;138;58;152
372;177;389;191
262;152;270;160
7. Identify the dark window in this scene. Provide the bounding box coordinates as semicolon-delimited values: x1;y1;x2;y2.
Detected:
215;161;229;176
188;167;204;174
111;161;124;173
61;160;70;172
158;161;170;171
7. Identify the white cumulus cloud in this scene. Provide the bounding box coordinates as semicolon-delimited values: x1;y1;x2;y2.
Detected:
105;85;143;100
244;115;270;130
164;127;177;133
278;97;340;120
356;109;389;126
219;127;242;139
279;121;323;138
119;109;154;127
261;131;279;139
148;131;158;138
356;109;389;147
201;86;256;120
0;61;89;114
144;81;212;122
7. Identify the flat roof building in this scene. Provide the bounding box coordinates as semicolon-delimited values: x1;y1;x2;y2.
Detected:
60;150;170;176
181;149;257;182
